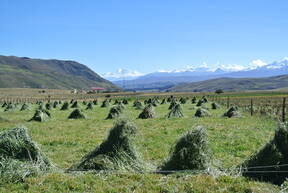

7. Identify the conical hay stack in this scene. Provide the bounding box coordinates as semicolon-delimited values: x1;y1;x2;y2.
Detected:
68;109;86;119
45;103;52;110
37;103;45;111
53;101;58;108
161;98;167;104
196;99;204;107
71;101;79;108
191;97;197;104
134;101;143;109
101;99;110;108
106;106;121;119
160;126;211;171
202;96;208;103
211;103;220;110
4;103;16;112
224;106;241;118
240;123;288;185
72;119;149;172
29;109;50;122
138;104;155;119
114;99;120;105
166;103;184;118
195;108;211;117
0;127;52;182
20;103;30;111
1;102;7;108
86;102;94;110
60;102;69;110
133;100;141;107
179;97;187;104
117;103;125;112
122;99;129;105
168;100;177;110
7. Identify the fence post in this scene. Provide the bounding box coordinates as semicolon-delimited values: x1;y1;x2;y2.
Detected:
250;99;253;116
282;97;286;122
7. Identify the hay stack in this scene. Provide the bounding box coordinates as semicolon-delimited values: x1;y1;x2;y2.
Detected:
68;109;86;119
71;119;148;172
53;101;58;108
202;96;208;103
211;103;220;110
160;126;211;172
161;98;167;104
196;99;205;107
71;101;79;108
224;106;241;118
114;99;120;105
179;97;187;104
122;99;129;105
101;99;110;108
4;103;16;112
60;102;69;110
240;123;288;185
195;108;211;117
93;99;98;105
1;102;7;108
133;101;143;110
29;109;50;122
166;103;184;118
0;127;51;182
86;102;94;110
45;102;52;110
37;103;45;111
106;106;121;119
138;104;155;119
168;100;177;110
20;103;30;111
191;97;197;104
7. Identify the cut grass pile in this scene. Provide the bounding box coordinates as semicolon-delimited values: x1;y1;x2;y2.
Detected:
71;119;150;172
0;127;52;183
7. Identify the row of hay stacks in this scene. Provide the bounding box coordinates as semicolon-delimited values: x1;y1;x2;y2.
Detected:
1;117;288;185
1;98;242;122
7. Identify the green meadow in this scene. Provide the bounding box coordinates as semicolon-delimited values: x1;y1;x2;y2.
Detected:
0;98;284;193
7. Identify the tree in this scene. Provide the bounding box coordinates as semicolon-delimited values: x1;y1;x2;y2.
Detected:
215;89;224;94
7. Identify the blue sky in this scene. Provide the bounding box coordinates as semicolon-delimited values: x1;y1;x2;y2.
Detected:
1;0;288;75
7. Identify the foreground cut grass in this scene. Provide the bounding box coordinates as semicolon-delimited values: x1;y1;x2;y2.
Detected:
0;100;283;192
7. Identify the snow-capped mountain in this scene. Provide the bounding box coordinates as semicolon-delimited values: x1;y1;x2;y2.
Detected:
110;58;288;91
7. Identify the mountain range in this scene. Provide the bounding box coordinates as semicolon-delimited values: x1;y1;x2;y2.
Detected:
0;55;119;90
169;75;288;92
109;58;288;91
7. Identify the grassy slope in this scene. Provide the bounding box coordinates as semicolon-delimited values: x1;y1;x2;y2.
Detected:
0;56;119;90
170;75;288;92
0;100;282;192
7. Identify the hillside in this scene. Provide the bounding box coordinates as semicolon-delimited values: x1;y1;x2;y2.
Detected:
0;56;120;90
169;75;288;92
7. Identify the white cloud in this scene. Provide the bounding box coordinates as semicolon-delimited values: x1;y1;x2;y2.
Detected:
102;68;144;78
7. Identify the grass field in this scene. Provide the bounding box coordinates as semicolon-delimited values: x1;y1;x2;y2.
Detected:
0;93;287;192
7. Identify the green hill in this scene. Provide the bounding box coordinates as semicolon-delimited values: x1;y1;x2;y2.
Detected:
169;75;288;92
0;56;120;90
